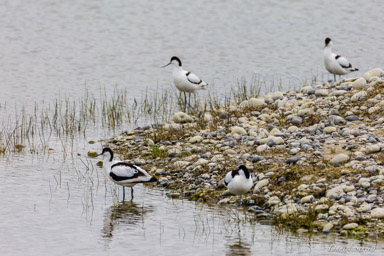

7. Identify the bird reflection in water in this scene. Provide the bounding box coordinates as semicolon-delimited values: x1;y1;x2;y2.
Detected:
225;216;252;256
102;201;154;241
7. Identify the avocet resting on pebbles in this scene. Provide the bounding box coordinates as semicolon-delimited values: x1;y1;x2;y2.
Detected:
162;56;208;112
324;37;358;81
98;147;157;201
224;165;254;206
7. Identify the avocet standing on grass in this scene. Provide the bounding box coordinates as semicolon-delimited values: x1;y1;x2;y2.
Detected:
162;56;208;112
98;147;157;201
224;165;254;207
324;37;358;81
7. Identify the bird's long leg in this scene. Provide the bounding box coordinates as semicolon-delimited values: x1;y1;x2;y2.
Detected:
239;195;242;207
123;186;125;202
183;92;187;112
131;187;134;201
188;93;191;113
334;74;336;82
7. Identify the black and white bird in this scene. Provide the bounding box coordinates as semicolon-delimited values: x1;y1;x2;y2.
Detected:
98;147;157;201
324;37;358;81
162;56;208;112
224;165;254;207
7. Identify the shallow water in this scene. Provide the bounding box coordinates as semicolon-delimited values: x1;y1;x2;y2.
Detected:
1;0;384;255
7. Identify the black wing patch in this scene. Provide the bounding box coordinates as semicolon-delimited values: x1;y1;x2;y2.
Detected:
109;162;145;181
186;72;202;85
231;169;239;178
335;55;341;59
111;162;135;169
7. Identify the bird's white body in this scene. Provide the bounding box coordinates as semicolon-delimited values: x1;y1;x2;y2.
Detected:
224;166;253;196
99;148;157;200
323;38;358;77
172;66;207;93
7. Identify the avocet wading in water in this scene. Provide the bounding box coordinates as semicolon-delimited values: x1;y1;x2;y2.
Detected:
162;56;208;112
224;165;254;207
324;37;358;81
98;147;157;201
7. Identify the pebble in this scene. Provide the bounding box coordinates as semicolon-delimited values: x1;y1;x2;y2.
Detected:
267;196;281;206
351;77;367;90
322;223;333;234
330;154;349;165
253;179;269;192
173;112;193;123
365;145;381;154
315;89;329;97
343;223;358;230
290;116;303;125
248;98;265;109
371;208;384;218
364;68;383;82
301;195;314;204
324;127;336;134
231;126;247;135
189;136;203;143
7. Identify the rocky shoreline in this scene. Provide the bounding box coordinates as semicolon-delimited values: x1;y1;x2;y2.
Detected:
103;68;384;239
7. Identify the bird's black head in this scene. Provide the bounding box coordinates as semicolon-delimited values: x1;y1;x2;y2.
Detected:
325;38;331;46
238;165;250;179
99;147;113;161
170;56;182;67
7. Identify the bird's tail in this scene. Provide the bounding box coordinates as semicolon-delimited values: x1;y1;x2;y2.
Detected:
199;81;208;90
350;68;359;72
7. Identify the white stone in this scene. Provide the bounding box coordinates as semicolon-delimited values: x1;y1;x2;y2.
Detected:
288;126;298;132
371;208;384;218
364;68;383;82
174;161;189;168
194;158;209;166
300;195;314;204
224;149;237;155
276;203;303;216
256;144;268;153
343;185;355;193
323;223;333;233
231;126;247;135
351;77;367;90
330;154;349;165
269;128;281;136
189;135;203;143
272;136;284;145
343;223;358;230
271;91;284;100
315;89;329;97
301;86;313;94
248;98;265;109
365;145;381;154
315;204;329;212
267;196;281;206
298;108;314;117
253;179;269;191
324;127;337;134
330;90;347;96
351;91;367;102
357;203;371;213
326;185;346;198
173;112;193;123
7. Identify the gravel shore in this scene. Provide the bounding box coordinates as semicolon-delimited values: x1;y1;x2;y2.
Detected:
103;68;384;239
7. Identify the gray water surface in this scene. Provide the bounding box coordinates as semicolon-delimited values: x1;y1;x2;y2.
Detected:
1;0;384;255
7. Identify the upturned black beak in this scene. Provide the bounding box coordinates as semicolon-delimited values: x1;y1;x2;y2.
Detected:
161;62;171;68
